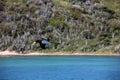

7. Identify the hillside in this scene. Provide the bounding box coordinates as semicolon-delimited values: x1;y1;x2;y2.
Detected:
0;0;120;53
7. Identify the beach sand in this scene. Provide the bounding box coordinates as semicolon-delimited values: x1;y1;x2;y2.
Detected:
0;50;120;56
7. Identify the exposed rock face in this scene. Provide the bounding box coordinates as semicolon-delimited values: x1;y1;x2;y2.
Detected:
0;0;120;53
114;45;120;53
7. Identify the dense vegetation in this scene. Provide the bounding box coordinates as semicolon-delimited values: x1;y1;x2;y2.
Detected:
0;0;120;53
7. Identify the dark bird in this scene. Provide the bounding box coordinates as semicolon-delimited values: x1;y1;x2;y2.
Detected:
33;38;51;49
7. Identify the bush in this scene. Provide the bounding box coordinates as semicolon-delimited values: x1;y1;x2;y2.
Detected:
0;23;13;36
98;38;111;46
49;18;68;28
68;10;81;20
0;1;5;11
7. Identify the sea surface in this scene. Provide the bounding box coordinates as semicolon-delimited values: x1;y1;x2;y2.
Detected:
0;56;120;80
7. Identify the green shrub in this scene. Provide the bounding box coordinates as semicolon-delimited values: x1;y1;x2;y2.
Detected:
0;23;12;36
52;0;72;8
68;10;81;20
49;18;68;27
98;38;111;46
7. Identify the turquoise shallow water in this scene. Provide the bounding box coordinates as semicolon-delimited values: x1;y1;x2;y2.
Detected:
0;56;120;80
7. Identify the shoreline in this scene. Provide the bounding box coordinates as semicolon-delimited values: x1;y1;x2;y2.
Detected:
0;50;120;56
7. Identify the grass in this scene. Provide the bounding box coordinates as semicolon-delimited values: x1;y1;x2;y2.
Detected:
6;0;26;3
52;0;72;8
102;0;120;10
101;0;120;19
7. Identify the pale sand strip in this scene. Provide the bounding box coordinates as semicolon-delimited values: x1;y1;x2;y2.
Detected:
0;50;120;56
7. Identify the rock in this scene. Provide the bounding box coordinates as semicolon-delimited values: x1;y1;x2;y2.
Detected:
71;5;83;11
35;0;51;5
26;0;34;5
85;0;91;6
35;0;43;5
114;45;120;53
46;26;53;32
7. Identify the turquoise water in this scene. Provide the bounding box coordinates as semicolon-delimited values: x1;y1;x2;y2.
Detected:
0;56;120;80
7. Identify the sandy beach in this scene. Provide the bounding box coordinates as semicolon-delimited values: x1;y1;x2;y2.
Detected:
0;50;120;56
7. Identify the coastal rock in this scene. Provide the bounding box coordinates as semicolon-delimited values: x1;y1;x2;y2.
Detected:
114;45;120;53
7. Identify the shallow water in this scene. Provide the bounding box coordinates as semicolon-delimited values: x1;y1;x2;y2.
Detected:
0;56;120;80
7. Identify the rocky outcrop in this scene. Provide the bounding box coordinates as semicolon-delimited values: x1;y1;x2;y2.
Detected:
114;45;120;53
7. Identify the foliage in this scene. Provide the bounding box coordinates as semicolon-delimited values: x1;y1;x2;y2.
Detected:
0;0;120;53
52;0;72;8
